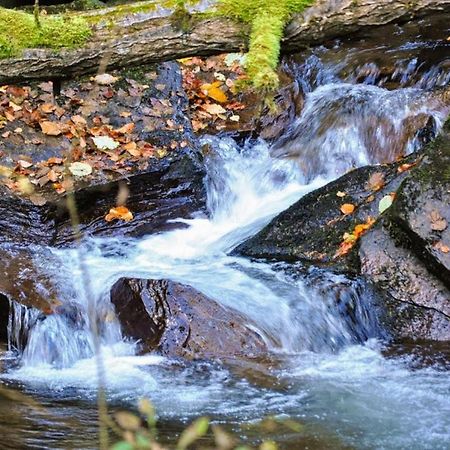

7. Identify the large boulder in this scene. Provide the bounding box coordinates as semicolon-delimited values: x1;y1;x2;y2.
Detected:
236;120;450;341
110;278;268;361
234;155;414;270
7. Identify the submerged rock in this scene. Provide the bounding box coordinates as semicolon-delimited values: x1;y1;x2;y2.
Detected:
110;278;268;361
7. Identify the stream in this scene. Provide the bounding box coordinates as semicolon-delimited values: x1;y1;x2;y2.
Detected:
1;19;450;450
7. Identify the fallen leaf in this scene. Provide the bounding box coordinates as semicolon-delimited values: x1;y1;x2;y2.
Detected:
40;103;56;114
366;172;385;191
116;123;135;135
202;103;227;115
40;121;62;136
92;135;120;150
378;194;393;214
18;159;33;169
397;162;417;173
93;73;118;85
336;191;346;198
29;194;47;206
340;203;355;215
430;210;448;231
434;241;450;253
201;82;228;103
68;162;93;177
123;141;140;157
105;205;133;222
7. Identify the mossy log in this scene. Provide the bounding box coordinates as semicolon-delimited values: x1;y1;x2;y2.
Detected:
0;0;449;84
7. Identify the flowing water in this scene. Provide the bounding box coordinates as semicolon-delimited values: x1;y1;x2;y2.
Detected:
1;22;450;450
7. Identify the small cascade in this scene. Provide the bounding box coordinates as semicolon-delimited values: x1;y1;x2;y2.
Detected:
270;82;447;181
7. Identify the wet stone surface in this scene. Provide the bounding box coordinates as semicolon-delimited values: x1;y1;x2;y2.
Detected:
111;278;268;361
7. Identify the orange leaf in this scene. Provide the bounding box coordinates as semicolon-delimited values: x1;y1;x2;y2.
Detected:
40;121;62;136
116;123;135;135
397;162;417;173
105;206;133;222
434;241;450;253
340;203;355;215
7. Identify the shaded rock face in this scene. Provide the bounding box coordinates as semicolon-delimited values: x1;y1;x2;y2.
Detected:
110;278;268;360
0;62;206;246
234;155;413;270
359;223;450;341
236;122;450;341
0;244;59;313
358;126;450;341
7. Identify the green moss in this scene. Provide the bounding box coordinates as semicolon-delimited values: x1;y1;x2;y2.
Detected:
0;6;91;59
216;0;314;92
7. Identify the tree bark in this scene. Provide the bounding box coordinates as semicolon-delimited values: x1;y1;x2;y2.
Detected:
0;0;449;84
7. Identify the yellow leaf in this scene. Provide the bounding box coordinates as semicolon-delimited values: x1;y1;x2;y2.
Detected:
200;82;228;103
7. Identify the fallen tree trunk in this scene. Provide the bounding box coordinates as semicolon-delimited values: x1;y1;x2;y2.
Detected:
1;0;449;84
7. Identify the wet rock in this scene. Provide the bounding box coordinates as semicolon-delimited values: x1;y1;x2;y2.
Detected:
359;222;450;341
237;121;450;341
388;129;450;287
234;156;413;270
0;244;60;312
110;278;268;360
0;62;207;246
358;122;450;340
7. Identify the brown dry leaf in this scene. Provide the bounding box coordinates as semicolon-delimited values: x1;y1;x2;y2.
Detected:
71;115;87;126
365;172;385;191
29;194;47;206
340;203;355;215
18;159;33;169
93;73;118;85
123;141;141;157
434;241;450;253
202;103;227;115
116;123;135;135
40;121;62;136
105;206;133;222
430;210;448;231
47;169;58;182
41;103;56;114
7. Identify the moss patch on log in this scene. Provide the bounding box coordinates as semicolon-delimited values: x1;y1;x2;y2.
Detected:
216;0;314;92
0;6;91;59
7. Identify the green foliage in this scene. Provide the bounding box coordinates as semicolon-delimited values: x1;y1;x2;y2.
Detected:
0;6;91;58
110;399;308;449
216;0;314;91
